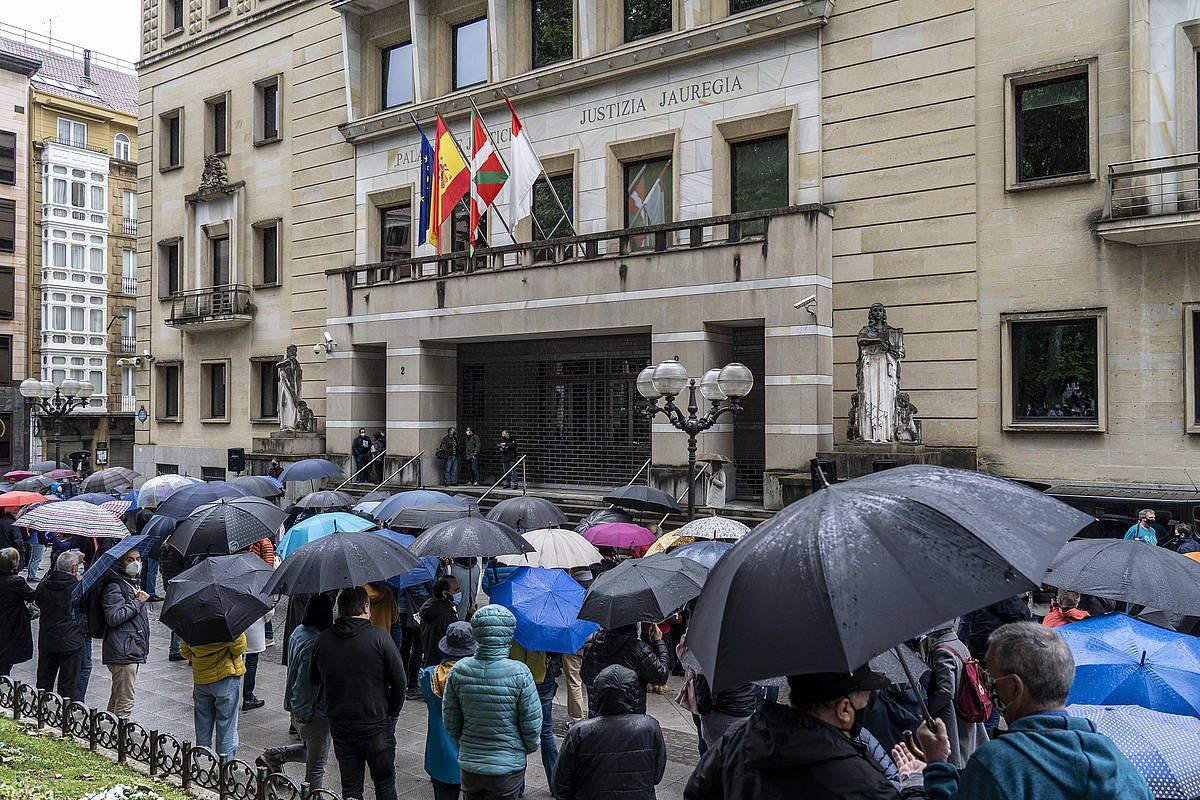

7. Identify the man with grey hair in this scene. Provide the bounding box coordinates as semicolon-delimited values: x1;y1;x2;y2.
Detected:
893;622;1150;799
34;549;88;699
1123;508;1158;545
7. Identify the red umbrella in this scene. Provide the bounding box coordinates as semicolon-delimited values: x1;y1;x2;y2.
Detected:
43;469;76;480
0;491;52;511
582;522;657;549
2;470;37;482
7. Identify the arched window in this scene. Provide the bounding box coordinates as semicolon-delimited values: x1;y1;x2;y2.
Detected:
114;133;131;161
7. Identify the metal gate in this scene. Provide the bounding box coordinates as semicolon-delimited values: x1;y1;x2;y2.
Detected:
732;326;765;501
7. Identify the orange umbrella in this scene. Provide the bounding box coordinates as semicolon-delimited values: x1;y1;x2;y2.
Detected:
1186;552;1200;564
0;491;51;511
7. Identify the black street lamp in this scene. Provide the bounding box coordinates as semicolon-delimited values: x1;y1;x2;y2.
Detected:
637;358;754;521
19;377;95;469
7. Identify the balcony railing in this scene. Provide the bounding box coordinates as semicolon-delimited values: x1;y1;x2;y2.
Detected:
119;394;137;413
119;335;136;353
332;206;806;287
120;275;137;294
165;284;254;329
118;217;138;236
43;136;109;155
1104;153;1200;220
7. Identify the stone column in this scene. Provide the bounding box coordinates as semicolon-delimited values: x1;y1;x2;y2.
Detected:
384;345;458;487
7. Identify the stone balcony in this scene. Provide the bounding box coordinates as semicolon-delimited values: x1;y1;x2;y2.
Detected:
164;284;254;332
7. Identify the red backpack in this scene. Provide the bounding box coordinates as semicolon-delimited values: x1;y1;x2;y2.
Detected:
935;645;994;723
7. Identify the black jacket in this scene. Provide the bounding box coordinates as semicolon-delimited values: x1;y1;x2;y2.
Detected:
1179;538;1200;555
962;596;1031;661
35;570;85;653
684;703;922;800
580;630;670;716
695;674;756;718
554;665;666;800
0;572;35;666
100;574;150;666
418;595;459;668
0;514;25;552
310;616;406;736
351;434;372;459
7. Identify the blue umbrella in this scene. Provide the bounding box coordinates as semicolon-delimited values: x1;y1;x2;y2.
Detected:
488;566;599;654
1068;704;1200;800
155;482;250;520
122;489;140;510
73;492;122;505
138;514;176;558
370;490;463;522
277;512;375;559
278;458;342;483
377;529;440;592
667;540;733;571
1059;613;1200;717
73;534;150;608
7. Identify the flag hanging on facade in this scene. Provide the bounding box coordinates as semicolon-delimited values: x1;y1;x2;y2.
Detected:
430;114;470;252
504;96;545;224
470;110;508;247
414;119;435;247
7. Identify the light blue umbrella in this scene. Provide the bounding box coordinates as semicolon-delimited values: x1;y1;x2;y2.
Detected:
489;566;599;654
277;512;375;559
1068;704;1200;799
370;490;462;522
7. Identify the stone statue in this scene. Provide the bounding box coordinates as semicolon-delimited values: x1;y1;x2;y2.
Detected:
295;400;317;433
895;393;920;443
277;344;303;431
198;154;229;193
848;303;917;443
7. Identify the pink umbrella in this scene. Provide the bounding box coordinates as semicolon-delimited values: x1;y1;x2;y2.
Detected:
3;470;36;482
583;522;657;549
44;469;76;480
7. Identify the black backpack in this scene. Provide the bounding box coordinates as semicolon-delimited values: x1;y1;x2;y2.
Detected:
85;582;110;640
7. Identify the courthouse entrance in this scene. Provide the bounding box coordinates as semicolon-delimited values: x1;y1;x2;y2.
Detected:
457;334;652;487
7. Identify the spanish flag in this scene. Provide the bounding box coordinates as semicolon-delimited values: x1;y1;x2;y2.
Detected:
429;114;470;252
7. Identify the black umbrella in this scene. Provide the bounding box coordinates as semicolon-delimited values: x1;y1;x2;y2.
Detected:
230;475;284;499
294;490;356;511
169;496;287;557
579;553;707;629
262;531;421;596
12;475;53;492
1045;539;1200;615
603;485;683;516
687;465;1093;690
408;516;534;559
82;467;140;494
385;503;471;531
160;553;273;645
29;460;70;473
486;496;567;533
360;490;392;503
574;508;634;534
156;482;250;520
869;645;931;685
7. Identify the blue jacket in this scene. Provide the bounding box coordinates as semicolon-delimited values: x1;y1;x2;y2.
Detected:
421;662;461;784
482;562;519;597
443;604;542;776
924;711;1152;800
285;624;323;723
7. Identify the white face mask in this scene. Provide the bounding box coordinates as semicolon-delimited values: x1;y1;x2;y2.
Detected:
124;560;142;578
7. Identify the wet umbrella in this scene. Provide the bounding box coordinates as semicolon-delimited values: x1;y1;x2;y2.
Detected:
82;467;140;494
409;516;533;559
73;534;149;607
687;465;1093;690
385;503;471;530
574;508;634;535
169;496;287;557
3;470;37;482
0;491;51;511
1059;614;1200;718
582;522;657;549
579;553;707;629
452;494;482;513
376;530;440;592
603;485;683;516
370;490;462;522
360;490;392;503
353;500;381;517
294;489;356;511
12;475;53;492
72;492;121;505
1045;539;1200;616
497;528;603;570
486;496;567;533
230;474;284;499
160;553;273;645
29;460;70;473
138;514;176;558
100;500;133;517
263;531;421;596
278;458;342;483
155;482;250;520
490;566;600;653
869;645;931;685
673;516;751;540
16;499;128;539
666;540;733;571
277;512;375;559
1067;704;1200;800
43;468;76;480
137;474;194;509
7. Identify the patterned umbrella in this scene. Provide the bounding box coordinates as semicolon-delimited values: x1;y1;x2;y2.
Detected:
137;474;193;509
294;490;356;511
645;516;751;556
12;476;53;492
82;467;140;494
1068;704;1200;800
15;499;129;539
169;496;286;557
100;500;134;517
0;491;52;511
73;492;122;505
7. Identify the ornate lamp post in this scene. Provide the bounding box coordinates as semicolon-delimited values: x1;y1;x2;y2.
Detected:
636;358;754;520
19;377;95;468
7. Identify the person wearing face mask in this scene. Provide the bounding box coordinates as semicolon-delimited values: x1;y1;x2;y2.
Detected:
100;549;151;720
34;549;88;699
893;622;1151;800
684;665;927;800
420;576;461;669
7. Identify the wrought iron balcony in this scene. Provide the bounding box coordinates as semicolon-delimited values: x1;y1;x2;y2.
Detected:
120;275;138;295
43;136;109;155
119;394;137;413
165;284;254;331
119;335;136;353
119;217;138;236
1099;153;1200;246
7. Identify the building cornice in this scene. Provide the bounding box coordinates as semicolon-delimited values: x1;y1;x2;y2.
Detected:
0;50;41;76
338;0;832;144
137;0;311;71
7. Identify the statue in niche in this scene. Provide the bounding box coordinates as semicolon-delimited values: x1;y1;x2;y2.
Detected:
277;344;303;431
847;303;918;443
198;154;228;193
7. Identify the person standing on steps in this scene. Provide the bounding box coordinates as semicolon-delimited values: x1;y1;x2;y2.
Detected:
463;427;482;486
352;427;373;477
439;427;459;487
498;431;520;489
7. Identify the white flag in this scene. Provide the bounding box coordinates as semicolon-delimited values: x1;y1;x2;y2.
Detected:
505;97;545;223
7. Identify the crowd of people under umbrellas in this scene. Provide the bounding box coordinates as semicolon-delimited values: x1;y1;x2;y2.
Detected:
0;458;1198;800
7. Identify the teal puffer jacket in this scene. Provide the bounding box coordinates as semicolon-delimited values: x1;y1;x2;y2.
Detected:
443;604;543;776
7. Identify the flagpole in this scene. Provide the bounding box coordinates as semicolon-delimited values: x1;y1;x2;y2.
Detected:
465;99;526;246
502;94;577;238
448;107;517;251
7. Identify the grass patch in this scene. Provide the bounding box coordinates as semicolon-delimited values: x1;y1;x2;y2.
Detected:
0;716;188;800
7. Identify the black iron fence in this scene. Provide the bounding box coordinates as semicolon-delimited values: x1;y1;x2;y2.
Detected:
0;676;341;800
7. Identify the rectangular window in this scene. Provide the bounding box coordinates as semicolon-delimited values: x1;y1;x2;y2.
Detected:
210;236;229;285
257;360;279;419
89;308;104;332
1016;72;1089;183
51;242;67;266
256;77;280;142
0;270;12;318
52;179;67;204
70;306;85;331
381;43;414;109
0;131;14;185
732;134;788;236
0;199;13;252
207;95;229;155
1004;312;1104;430
453;18;489;90
532;0;572;68
203;362;227;419
730;0;775;11
156;463;179;475
71;182;86;208
57;118;86;147
0;414;10;467
123;189;137;222
533;172;574;240
0;336;10;383
380;204;412;261
90;185;105;211
624;157;672;250
52;305;66;329
160;240;180;296
122;365;135;398
625;0;671;42
159;364;180;419
161;109;182;169
123;308;137;338
170;0;184;30
201;466;226;482
256;221;279;284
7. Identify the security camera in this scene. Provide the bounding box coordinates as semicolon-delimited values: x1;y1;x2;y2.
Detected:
313;344;323;356
314;331;338;355
323;331;335;346
143;349;152;358
794;294;817;315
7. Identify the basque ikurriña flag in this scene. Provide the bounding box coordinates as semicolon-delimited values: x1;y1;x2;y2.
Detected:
469;110;508;248
414;119;435;247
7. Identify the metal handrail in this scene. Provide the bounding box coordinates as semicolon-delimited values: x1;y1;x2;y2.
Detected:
166;284;253;325
478;454;527;504
659;464;709;527
1104;153;1200;220
608;457;653;510
334;449;387;491
368;450;423;494
42;136;109;155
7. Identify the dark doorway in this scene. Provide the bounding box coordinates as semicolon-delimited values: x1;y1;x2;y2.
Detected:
732;326;765;501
